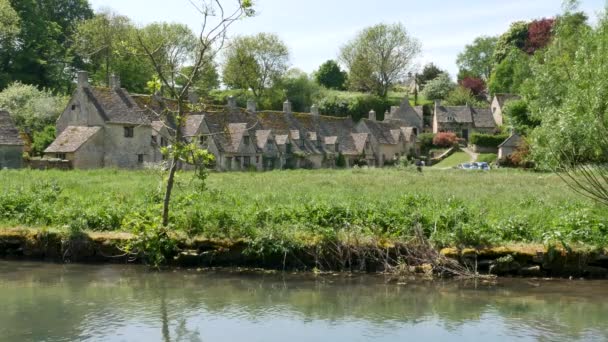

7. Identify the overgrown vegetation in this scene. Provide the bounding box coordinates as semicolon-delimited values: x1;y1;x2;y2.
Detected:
470;133;509;148
1;169;605;255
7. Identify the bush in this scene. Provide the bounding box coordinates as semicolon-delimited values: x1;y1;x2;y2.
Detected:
418;133;435;152
477;153;497;164
469;133;509;148
317;91;392;121
433;132;458;148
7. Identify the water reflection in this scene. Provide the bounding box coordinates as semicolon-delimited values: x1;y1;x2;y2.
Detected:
1;261;607;342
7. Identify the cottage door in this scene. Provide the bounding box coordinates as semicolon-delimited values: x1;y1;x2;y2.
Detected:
462;129;469;141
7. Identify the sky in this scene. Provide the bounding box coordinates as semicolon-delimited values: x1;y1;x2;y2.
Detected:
88;0;606;77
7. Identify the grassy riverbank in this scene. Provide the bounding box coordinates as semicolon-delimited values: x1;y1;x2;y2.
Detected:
1;168;606;253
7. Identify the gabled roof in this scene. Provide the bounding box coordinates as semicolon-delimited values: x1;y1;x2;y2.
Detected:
499;133;522;148
45;126;101;153
255;130;272;149
386;98;423;129
351;133;369;154
203;109;261;153
324;136;338;145
274;134;289;145
494;94;521;108
182;115;205;137
471;108;496;128
85;87;150;125
0;111;24;146
360;119;402;145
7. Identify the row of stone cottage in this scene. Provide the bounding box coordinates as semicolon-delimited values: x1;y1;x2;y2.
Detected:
0;72;512;171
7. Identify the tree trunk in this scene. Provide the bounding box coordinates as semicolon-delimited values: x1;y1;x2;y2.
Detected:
162;155;179;227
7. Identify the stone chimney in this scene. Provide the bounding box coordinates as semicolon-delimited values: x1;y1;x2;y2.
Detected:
283;99;292;113
310;104;319;116
188;90;200;104
227;96;237;109
247;99;256;113
109;74;121;89
384;110;390;121
77;71;89;88
368;110;376;121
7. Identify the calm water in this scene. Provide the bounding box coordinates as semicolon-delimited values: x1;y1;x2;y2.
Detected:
1;261;608;342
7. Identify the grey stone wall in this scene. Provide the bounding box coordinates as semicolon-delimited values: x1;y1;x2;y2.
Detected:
103;124;154;168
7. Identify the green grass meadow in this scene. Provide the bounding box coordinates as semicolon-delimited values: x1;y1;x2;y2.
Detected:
1;168;606;249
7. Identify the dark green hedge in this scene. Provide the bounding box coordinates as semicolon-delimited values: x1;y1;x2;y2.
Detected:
470;133;509;148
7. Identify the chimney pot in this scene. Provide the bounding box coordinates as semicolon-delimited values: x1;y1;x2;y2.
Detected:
109;74;121;89
369;110;376;121
227;96;237;109
283;99;292;113
310;104;319;116
77;71;89;88
247;99;256;113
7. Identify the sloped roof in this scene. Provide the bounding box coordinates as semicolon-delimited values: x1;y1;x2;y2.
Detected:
472;108;496;128
351;133;369;154
499;133;522;148
324;136;338;145
45;126;101;153
495;94;521;108
182;115;205;137
435;105;474;124
275;134;289;145
0;111;24;146
387;97;424;129
360;119;401;145
85;87;150;125
255;130;272;149
203;109;261;153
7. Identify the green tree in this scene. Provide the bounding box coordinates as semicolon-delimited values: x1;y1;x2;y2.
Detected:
420;73;455;100
444;86;484;107
177;64;219;98
0;82;68;154
314;60;347;90
488;48;530;95
456;36;498;80
340;23;421;97
74;10;154;93
1;0;92;91
418;63;445;89
222;33;289;100
281;69;321;112
502;99;538;135
493;21;529;63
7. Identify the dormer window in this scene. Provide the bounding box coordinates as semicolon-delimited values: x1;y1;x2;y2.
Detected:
151;135;157;146
199;135;208;145
335;143;340;153
124;126;134;138
71;104;76;111
243;136;250;146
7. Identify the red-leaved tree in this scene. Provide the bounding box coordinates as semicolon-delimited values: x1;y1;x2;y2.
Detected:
433;132;458;148
459;77;486;96
526;18;555;54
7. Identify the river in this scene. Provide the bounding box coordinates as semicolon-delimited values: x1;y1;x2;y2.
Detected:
1;261;607;341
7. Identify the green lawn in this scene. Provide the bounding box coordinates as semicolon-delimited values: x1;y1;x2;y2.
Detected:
432;152;472;168
1;168;606;249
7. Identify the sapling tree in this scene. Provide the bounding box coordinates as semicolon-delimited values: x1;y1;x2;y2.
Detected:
137;0;254;227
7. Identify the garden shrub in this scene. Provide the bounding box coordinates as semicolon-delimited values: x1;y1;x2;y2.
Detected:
433;132;458;147
469;133;509;148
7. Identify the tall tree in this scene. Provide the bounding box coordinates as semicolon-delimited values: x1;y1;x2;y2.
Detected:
314;60;347;90
493;21;529;63
0;0;19;88
74;10;154;93
138;0;254;228
456;36;498;80
418;63;445;89
488;48;530;95
525;18;556;54
420;73;454;100
222;33;289;99
340;23;421;97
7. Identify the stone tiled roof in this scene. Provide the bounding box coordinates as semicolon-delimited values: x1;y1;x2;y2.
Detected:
360;119;401;145
275;134;289;145
255;130;272;149
85;87;150;125
151;121;166;135
182;115;205;137
45;126;101;153
499;133;522;148
0;111;24;146
495;94;521;108
387;98;423;129
351;133;369;154
203;109;261;153
472;108;496;128
324;136;338;145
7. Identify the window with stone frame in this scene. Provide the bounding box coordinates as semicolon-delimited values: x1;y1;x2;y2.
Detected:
335;143;340;153
243;135;250;146
199;135;208;146
151;135;157;146
256;156;260;164
244;156;251;166
160;137;167;147
56;153;66;160
138;154;144;163
124;126;134;138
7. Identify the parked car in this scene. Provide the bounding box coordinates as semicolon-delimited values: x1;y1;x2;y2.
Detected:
456;162;490;171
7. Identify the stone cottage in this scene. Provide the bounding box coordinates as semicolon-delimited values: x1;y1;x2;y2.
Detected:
0;110;25;169
432;101;497;140
498;133;523;161
491;94;521;127
45;72;160;168
45;72;419;170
